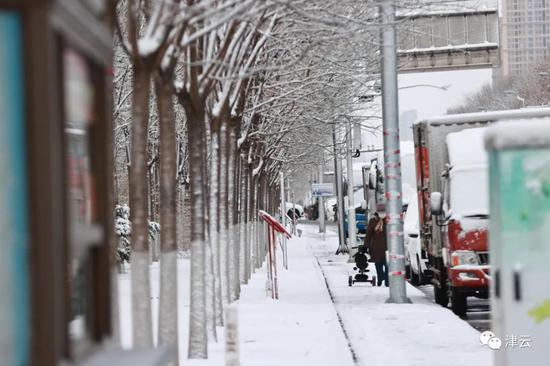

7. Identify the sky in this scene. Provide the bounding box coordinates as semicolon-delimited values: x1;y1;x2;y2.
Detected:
398;68;493;121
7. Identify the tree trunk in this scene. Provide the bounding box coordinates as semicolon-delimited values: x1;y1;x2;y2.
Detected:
239;158;249;284
203;120;217;341
248;169;257;274
209;127;223;327
226;124;239;302
129;63;153;348
180;184;191;253
187;107;208;359
156;80;178;364
218;122;230;305
256;174;264;269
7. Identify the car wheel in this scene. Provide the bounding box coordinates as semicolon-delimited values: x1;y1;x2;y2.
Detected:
417;256;424;285
434;283;449;307
451;289;468;316
411;262;420;285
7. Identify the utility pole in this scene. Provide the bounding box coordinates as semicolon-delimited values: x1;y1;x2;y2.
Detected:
280;171;288;269
346;119;357;262
291;192;296;235
332;123;348;254
318;162;326;239
380;0;409;303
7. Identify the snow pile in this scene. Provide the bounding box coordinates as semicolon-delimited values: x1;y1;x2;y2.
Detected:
115;204;131;236
115;204;132;263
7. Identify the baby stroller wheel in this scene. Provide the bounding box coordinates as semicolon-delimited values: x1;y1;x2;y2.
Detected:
348;275;353;287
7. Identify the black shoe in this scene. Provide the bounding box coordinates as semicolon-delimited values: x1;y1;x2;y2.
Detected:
377;282;382;287
385;282;389;287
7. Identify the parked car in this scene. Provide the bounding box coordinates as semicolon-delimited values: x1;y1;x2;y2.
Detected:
285;202;304;220
343;209;367;239
403;189;428;285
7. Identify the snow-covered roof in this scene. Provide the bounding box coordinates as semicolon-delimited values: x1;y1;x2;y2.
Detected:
397;43;498;55
416;107;550;126
397;0;497;17
485;117;550;150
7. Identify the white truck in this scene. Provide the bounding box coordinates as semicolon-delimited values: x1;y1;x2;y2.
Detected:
363;142;426;280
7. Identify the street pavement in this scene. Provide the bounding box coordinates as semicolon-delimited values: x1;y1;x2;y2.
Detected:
302;221;492;366
416;285;491;332
320;219;492;333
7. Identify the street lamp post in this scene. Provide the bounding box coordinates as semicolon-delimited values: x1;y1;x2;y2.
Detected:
280;172;288;269
379;0;410;303
318;162;326;237
332;123;348;254
346;119;357;261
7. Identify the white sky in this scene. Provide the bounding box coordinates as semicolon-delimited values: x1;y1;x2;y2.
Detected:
398;68;493;121
359;67;493;151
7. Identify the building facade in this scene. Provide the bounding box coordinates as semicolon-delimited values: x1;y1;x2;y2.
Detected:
500;0;550;76
0;1;117;364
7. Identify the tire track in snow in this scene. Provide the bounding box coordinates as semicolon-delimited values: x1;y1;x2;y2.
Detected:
313;256;359;366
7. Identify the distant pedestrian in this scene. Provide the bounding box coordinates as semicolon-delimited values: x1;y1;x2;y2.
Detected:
364;205;388;286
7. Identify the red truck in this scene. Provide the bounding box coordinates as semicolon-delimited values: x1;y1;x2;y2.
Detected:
414;109;550;315
412;111;494;315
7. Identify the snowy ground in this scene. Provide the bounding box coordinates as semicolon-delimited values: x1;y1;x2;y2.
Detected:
119;221;493;365
305;222;493;366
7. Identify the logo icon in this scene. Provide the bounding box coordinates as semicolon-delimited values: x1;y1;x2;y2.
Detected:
488;337;502;350
480;331;501;350
480;331;496;345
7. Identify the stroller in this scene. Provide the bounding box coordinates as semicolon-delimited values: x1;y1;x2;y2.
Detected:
348;245;376;286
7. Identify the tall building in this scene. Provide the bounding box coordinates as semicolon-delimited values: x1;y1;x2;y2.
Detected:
500;0;550;76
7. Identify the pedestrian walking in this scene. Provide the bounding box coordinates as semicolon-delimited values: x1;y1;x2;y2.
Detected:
364;205;388;286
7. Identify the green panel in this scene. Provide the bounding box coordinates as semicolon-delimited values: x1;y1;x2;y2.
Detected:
499;150;550;231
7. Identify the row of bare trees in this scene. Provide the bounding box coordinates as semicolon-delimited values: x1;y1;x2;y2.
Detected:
109;0;397;363
448;58;550;113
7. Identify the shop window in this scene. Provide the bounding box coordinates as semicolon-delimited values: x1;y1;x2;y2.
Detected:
63;46;108;358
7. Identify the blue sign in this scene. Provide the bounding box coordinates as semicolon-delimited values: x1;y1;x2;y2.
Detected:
0;11;30;366
312;183;334;198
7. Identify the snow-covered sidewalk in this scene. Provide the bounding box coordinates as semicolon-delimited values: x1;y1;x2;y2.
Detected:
199;225;356;366
303;222;493;366
119;221;493;365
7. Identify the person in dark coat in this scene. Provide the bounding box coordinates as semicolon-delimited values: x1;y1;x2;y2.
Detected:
364;208;388;286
